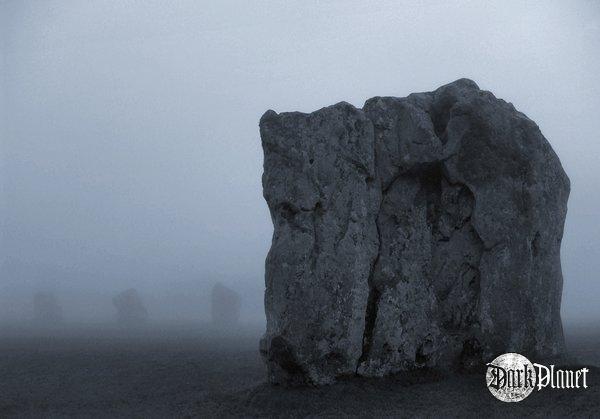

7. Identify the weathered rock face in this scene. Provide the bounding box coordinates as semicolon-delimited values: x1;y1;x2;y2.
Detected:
113;288;148;326
211;283;242;327
260;79;570;385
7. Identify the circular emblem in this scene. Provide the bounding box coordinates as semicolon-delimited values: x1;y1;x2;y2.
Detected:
486;352;536;402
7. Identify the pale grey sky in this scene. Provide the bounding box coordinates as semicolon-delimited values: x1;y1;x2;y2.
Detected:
1;0;599;323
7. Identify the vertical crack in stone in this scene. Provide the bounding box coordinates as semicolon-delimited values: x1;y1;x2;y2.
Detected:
420;166;487;368
355;147;384;374
310;202;323;274
356;245;381;373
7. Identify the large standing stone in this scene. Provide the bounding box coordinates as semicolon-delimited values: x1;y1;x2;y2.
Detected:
259;79;570;385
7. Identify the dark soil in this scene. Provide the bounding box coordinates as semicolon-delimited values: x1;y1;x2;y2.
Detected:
0;323;598;417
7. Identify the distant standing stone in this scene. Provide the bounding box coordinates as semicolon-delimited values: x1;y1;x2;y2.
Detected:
259;79;570;385
113;288;148;326
33;292;63;324
211;283;242;326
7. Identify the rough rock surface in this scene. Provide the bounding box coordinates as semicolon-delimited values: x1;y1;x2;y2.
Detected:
113;288;148;326
211;283;242;326
259;79;570;385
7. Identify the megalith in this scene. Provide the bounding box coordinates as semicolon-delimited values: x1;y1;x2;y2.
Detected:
211;282;242;327
259;79;570;385
113;288;148;326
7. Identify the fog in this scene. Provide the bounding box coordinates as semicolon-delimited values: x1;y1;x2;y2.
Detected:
1;0;599;326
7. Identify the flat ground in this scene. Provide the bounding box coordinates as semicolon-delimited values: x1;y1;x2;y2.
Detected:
0;322;598;417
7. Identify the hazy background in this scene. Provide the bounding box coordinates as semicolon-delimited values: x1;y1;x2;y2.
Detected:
1;0;599;326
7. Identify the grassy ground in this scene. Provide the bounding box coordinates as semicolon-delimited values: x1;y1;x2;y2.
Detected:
0;323;598;417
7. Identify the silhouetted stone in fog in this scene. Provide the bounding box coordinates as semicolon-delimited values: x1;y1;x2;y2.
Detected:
113;288;148;326
211;283;241;326
33;292;63;324
259;79;570;385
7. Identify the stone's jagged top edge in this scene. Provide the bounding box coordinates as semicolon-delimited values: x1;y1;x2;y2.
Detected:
439;77;480;91
259;101;362;126
363;78;481;107
259;79;482;124
260;109;279;125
